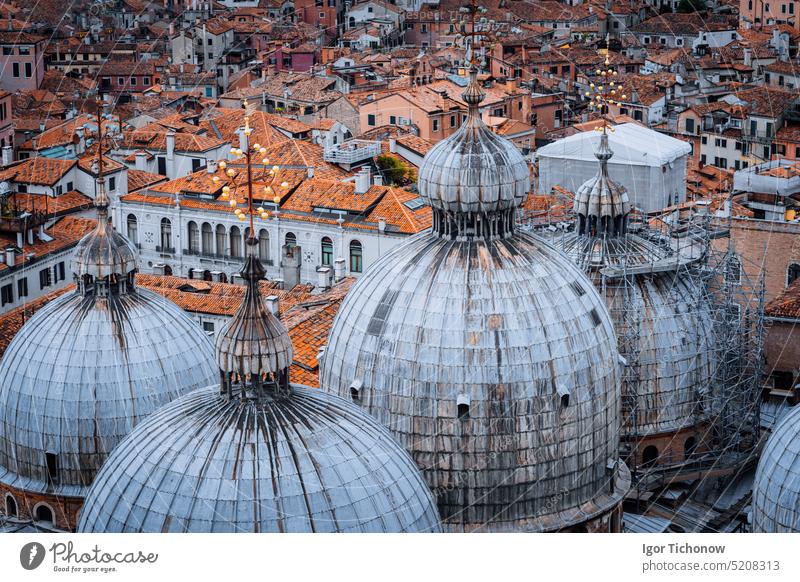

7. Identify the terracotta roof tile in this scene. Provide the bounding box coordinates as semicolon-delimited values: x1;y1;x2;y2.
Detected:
765;279;800;319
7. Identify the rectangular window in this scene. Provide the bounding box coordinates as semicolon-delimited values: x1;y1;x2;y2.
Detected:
45;452;58;484
701;135;708;144
24;62;31;77
17;277;27;298
202;321;215;335
143;76;150;85
432;119;439;131
12;62;19;77
701;154;707;164
67;181;73;191
0;284;12;306
39;268;51;289
191;159;201;172
109;176;116;191
389;115;396;125
18;46;29;55
367;113;376;126
685;118;695;133
2;47;11;55
450;114;456;127
118;77;125;85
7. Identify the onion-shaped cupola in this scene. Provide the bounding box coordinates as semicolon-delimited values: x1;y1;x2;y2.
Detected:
320;62;630;532
71;158;137;296
216;236;294;397
79;131;441;533
0;146;217;530
573;131;631;238
417;66;531;239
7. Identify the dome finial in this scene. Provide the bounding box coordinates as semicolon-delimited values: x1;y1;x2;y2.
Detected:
71;98;138;295
215;120;293;400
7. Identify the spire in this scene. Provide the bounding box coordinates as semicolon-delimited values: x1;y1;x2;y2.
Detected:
70;97;138;296
214;100;293;400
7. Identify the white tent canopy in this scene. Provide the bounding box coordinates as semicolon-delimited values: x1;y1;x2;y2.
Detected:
535;124;692;213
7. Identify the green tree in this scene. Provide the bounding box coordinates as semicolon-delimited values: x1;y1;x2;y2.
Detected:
376;154;415;186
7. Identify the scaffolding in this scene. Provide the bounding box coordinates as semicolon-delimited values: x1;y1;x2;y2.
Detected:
531;201;766;500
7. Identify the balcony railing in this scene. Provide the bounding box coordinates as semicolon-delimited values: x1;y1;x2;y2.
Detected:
156;245;176;254
323;139;381;165
183;248;273;265
742;129;774;143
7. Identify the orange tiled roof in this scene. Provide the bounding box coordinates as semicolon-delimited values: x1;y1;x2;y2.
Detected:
7;190;92;216
0;157;76;186
765;279;800;319
0;285;74;357
281;179;388;214
0;216;96;271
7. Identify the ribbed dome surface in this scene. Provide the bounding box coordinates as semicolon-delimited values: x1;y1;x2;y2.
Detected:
573;134;631;221
600;272;716;436
320;230;629;531
70;217;137;279
416;109;530;214
78;384;442;533
0;288;217;498
752;406;800;532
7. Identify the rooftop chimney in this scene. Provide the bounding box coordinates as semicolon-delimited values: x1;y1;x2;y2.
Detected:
373;174;383;186
333;257;346;282
4;247;15;268
389;138;397;153
75;127;86;155
264;295;279;315
307;166;315;178
1;145;12;167
355;167;371;194
135;150;148;171
166;131;176;159
316;266;331;291
206;158;217;174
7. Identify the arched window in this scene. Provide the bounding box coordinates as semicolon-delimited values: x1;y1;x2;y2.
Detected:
642;445;659;468
788;263;800;287
321;237;333;266
5;494;17;517
230;226;242;258
285;232;297;248
258;229;270;261
160;218;172;251
34;503;54;525
126;214;138;243
201;223;213;255
187;221;199;253
215;224;226;256
349;239;363;273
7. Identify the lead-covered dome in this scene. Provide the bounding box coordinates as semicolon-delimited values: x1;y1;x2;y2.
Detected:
550;131;716;442
78;384;441;533
752;406;800;532
0;183;217;504
79;231;441;533
416;72;530;214
320;69;629;532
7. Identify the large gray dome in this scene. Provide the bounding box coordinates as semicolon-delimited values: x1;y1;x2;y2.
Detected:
319;230;630;531
0;287;218;498
78;384;441;533
752;406;800;532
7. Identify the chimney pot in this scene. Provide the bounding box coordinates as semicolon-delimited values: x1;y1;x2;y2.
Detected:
264;295;280;315
4;247;15;268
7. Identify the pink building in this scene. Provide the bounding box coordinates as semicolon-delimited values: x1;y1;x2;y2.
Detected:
0;90;12;152
0;31;46;92
273;44;316;72
740;0;800;30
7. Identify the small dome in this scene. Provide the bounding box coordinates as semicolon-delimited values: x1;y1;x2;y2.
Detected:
215;246;293;376
0;288;218;498
70;217;137;280
417;72;530;214
752;406;800;532
78;385;442;533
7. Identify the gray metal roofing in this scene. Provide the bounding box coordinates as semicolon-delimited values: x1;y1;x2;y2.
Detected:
416;113;531;214
319;227;627;531
752;405;800;532
0;287;218;498
78;384;441;533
